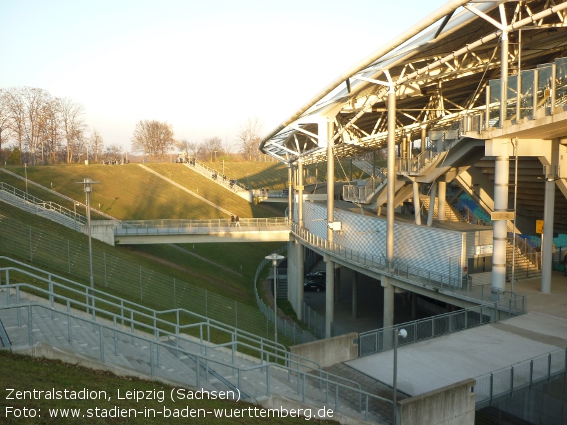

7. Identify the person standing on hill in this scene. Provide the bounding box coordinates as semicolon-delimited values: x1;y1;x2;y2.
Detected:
235;215;240;227
230;214;235;227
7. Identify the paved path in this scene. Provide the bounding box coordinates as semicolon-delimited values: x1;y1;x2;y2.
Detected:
345;271;567;396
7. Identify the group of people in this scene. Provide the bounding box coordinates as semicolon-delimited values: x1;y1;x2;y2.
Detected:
230;214;241;227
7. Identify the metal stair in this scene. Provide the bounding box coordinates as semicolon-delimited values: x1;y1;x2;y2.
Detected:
419;195;466;222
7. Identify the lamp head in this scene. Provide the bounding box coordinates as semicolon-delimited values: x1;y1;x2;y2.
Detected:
398;329;407;339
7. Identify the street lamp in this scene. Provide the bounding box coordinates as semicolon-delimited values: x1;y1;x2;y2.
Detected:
265;253;285;344
24;163;28;199
393;327;407;424
214;150;217;162
76;178;99;291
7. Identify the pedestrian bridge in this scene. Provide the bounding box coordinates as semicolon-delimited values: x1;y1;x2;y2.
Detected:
112;217;290;244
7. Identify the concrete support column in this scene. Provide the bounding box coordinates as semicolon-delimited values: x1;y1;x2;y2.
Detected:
500;28;509;128
383;276;394;328
386;89;396;270
298;159;304;228
412;181;421;225
352;271;358;318
325;254;335;338
438;180;446;221
373;152;376;177
287;164;293;224
541;179;556;293
335;266;341;304
287;235;295;304
492;153;509;293
427;182;437;227
296;241;304;319
420;126;427;154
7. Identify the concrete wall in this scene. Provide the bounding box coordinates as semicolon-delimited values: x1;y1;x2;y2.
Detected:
397;378;475;425
81;220;117;246
289;332;358;368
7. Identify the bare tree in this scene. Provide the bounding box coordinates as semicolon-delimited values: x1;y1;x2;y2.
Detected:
40;96;63;164
104;143;123;160
203;136;223;162
5;87;26;163
90;130;104;162
237;117;263;161
0;90;12;162
131;120;175;161
60;98;87;163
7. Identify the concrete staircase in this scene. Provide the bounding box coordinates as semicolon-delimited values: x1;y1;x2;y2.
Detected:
506;242;541;279
182;162;251;201
0;285;382;423
0;188;83;230
419;195;466;223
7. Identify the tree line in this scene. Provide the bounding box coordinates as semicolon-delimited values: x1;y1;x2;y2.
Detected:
0;87;122;165
0;86;269;165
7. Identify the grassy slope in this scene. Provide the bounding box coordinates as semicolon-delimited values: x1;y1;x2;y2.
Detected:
0;351;335;425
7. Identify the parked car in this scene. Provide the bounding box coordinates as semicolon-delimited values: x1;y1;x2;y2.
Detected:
304;280;325;292
305;270;326;282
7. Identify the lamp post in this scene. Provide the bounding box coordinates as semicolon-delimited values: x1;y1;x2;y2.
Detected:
265;253;284;344
393;327;407;424
214;150;217;162
24;163;28;199
77;178;99;291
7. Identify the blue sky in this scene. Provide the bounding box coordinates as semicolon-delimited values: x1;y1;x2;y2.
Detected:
0;0;448;151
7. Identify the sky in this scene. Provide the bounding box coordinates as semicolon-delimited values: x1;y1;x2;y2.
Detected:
0;0;448;153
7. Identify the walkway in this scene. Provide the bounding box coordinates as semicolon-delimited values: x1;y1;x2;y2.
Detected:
344;271;567;397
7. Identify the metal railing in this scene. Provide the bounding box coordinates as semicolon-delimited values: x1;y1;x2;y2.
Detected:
291;223;522;305
0;182;87;227
183;161;247;192
342;176;387;204
359;297;526;357
116;217;288;235
474;348;567;408
0;317;11;349
0;289;392;421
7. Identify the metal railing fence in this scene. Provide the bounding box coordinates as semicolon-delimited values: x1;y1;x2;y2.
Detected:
359;297;526;357
0;181;87;227
0;217;287;345
183;161;247;192
342;176;387;204
291;223;522;305
116;217;288;235
253;247;317;345
474;348;567;408
0;300;393;422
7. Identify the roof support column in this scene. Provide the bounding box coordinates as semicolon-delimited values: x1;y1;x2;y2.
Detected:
384;88;396;329
413;181;421;225
296;240;305;319
298;159;304;228
541;177;557;294
287;164;293;225
324;120;335;338
500;21;508;127
492;149;509;295
386;89;396;270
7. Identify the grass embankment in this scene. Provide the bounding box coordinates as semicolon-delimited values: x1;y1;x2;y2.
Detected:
0;351;336;425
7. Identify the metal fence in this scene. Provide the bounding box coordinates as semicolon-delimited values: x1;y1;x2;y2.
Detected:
474;348;567;408
0;217;285;344
253;247;317;345
359;297;526;357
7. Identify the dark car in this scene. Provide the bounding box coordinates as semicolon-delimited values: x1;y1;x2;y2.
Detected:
304;280;325;292
305;270;326;282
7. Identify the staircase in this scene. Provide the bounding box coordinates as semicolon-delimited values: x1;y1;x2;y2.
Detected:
0;184;85;230
506;241;541;279
182;162;251;201
419;195;466;222
0;264;387;423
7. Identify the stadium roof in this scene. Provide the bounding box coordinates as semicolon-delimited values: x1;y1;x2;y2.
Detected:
259;0;567;165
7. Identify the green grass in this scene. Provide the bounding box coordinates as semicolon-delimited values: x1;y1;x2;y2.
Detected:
0;351;336;424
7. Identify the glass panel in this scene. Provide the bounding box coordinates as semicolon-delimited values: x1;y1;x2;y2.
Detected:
520;69;535;119
555;57;567;108
506;75;518;121
537;65;552;114
489;79;501;127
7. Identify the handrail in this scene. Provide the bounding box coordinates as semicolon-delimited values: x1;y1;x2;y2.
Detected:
1;300;387;418
290;223;524;304
184;161;247;192
0;317;11;350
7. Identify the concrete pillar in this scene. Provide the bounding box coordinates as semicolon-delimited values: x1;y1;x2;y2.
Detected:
352;271;358;318
373;152;376;177
386;89;396;270
420;126;427;154
296;241;304;319
298;159;304;228
500;28;509;128
335;266;341;304
383;276;394;328
287;164;293;224
325;254;335;338
412;181;421;225
438;180;446;221
492;152;509;293
541;179;555;293
427;181;437;227
287;235;295;305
